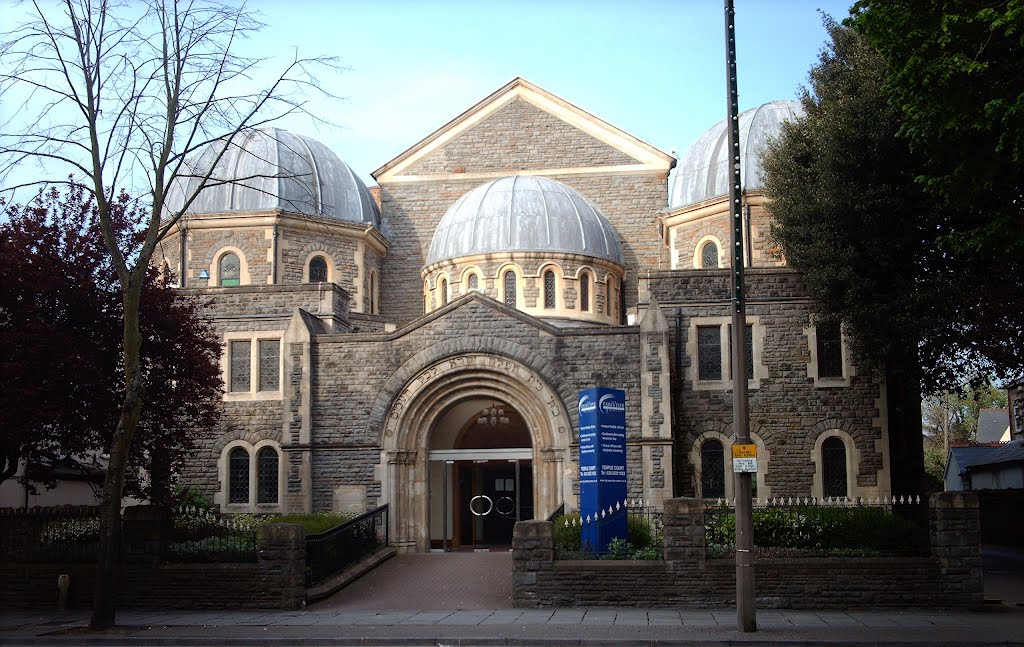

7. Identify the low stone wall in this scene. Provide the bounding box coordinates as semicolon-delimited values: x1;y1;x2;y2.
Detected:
0;511;306;611
513;493;983;609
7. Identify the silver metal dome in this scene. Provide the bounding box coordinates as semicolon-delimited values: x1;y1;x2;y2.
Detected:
164;128;380;227
426;176;623;266
669;100;804;208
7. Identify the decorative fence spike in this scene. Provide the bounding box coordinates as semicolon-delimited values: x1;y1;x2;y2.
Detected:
915;495;921;504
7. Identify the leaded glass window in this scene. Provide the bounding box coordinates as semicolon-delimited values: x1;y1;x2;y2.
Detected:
543;271;556;309
504;271;517;307
580;273;590;312
229;447;249;504
309;256;328;282
702;241;719;269
700;440;725;499
822;436;848;498
606;278;613;316
256;447;279;504
229;340;251;392
817;322;843;378
440;278;448;305
219;252;241;286
697;326;722;381
258;340;279;392
468;273;478;291
728;324;755;380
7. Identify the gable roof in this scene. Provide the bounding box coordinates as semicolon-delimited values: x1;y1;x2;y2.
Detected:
977;408;1010;443
372;77;675;183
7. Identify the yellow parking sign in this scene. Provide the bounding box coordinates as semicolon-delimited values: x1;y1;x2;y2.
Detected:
732;443;757;473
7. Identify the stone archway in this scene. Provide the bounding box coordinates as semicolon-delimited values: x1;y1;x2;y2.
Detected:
377;352;572;552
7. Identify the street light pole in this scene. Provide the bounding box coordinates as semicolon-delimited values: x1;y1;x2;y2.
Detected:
724;0;756;633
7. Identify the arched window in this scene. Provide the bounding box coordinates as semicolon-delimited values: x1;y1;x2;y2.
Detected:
700;439;726;499
468;273;479;291
504;271;517;307
424;280;430;312
702;241;719;269
440;278;448;305
543;271;556;309
822;436;848;498
605;277;613;316
580;273;590;312
228;447;249;503
219;252;241;287
308;256;328;283
256;447;279;504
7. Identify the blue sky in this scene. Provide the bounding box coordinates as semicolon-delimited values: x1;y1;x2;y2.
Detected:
246;0;855;184
0;0;855;193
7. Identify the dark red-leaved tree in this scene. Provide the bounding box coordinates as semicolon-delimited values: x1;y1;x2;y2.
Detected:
0;184;221;503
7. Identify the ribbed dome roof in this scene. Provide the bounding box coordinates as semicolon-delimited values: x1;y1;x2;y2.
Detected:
426;176;623;266
164;128;380;227
669;100;804;208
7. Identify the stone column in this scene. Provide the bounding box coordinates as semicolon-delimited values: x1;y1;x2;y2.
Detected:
662;497;706;564
121;505;169;560
512;520;554;608
929;491;983;606
638;296;674;508
257;523;306;610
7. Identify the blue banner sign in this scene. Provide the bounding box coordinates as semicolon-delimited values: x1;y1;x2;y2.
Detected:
577;387;627;552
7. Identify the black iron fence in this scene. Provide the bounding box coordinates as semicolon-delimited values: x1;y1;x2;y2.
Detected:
704;496;929;558
305;504;388;587
162;507;258;563
553;499;663;560
0;508;101;563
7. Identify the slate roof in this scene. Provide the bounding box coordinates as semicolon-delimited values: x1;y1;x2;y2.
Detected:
949;440;1024;474
976;408;1010;443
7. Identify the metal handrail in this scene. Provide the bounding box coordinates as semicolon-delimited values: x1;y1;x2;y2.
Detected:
305;504;389;541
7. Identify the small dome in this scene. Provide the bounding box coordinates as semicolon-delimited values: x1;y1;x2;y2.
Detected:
427;176;623;266
669;100;804;208
165;128;379;227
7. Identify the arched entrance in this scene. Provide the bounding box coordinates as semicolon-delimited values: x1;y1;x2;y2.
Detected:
428;400;534;550
378;352;571;552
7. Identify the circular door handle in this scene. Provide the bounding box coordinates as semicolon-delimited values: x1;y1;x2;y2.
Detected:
495;496;515;517
469;495;493;516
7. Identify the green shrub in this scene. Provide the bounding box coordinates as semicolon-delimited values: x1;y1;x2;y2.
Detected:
553;514;581;554
268;512;353;535
627;514;653;548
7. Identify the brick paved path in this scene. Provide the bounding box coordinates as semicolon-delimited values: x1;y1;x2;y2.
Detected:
309;551;514;610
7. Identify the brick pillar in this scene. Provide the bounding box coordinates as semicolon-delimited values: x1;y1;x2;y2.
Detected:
121;505;169;559
258;523;306;609
929;491;983;606
512;520;554;608
663;497;705;563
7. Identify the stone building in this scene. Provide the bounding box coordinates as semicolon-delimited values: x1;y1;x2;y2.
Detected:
161;78;893;552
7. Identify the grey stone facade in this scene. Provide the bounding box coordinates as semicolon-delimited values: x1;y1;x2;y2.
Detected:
169;78;891;551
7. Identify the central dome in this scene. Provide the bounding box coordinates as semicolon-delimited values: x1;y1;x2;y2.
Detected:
426;176;623;266
164;128;380;228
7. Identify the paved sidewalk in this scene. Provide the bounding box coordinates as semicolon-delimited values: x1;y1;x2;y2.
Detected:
2;605;1023;645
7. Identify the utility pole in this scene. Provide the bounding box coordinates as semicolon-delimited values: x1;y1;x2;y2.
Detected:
725;0;756;633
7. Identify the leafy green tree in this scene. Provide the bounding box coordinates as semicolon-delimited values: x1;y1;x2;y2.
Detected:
852;1;1024;259
761;20;942;494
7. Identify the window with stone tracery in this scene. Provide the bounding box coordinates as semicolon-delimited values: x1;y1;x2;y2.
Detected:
256;447;279;504
229;447;249;504
543;271;556;309
700;439;726;499
822;437;848;498
219;252;241;286
308;256;328;282
504;271;517;307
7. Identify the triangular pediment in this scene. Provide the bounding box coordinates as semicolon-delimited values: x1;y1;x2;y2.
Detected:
373;78;674;184
387;291;560;340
